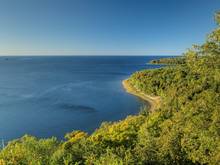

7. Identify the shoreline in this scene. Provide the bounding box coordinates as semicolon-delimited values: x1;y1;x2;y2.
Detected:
122;79;161;112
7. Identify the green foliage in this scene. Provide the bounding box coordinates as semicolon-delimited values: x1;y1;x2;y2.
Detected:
90;115;145;148
0;11;220;165
150;56;186;65
0;135;59;165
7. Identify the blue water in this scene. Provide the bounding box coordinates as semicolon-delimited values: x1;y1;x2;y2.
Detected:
0;56;163;141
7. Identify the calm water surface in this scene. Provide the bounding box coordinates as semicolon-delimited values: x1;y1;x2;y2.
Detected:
0;56;163;141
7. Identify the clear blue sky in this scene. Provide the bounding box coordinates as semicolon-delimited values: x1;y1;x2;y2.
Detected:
0;0;220;55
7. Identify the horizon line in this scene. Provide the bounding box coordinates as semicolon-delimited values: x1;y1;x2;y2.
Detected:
0;54;181;57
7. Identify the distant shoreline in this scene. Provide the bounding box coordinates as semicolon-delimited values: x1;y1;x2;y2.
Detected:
122;79;161;112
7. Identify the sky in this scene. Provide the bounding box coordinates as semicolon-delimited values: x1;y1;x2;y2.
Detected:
0;0;220;56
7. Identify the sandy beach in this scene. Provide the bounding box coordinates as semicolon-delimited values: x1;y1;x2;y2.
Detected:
122;79;161;112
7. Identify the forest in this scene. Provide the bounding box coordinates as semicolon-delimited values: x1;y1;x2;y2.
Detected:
150;56;186;65
0;12;219;165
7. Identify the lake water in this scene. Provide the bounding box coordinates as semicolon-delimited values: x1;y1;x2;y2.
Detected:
0;56;163;141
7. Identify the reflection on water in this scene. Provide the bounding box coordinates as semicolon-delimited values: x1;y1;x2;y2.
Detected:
58;104;96;113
